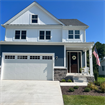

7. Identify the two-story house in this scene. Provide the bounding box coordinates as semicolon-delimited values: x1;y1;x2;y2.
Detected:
0;2;94;82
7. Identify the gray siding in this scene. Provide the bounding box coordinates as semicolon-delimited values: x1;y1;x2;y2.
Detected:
0;45;64;66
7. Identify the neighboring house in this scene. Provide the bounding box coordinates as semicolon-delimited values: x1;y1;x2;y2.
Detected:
99;57;105;76
0;2;94;81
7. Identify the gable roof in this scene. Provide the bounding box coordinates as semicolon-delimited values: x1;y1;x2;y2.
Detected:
59;19;88;26
3;1;64;25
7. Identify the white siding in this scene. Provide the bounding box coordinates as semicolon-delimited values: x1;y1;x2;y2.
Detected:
5;28;62;42
11;5;60;25
62;30;85;42
99;60;105;76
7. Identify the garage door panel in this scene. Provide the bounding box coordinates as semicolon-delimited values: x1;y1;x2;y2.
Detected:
2;54;53;80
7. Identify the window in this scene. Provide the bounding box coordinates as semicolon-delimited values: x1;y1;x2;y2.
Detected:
15;30;26;39
68;30;80;39
21;31;26;39
40;31;44;39
15;31;20;39
5;55;15;59
42;56;52;60
46;31;51;40
32;15;38;23
17;56;27;59
75;30;80;39
30;56;40;59
102;66;104;71
68;30;73;39
39;31;51;40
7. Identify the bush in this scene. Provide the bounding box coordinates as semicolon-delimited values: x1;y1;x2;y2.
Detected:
100;82;105;93
94;86;98;91
67;79;72;82
94;71;98;82
94;81;100;86
61;79;66;82
88;82;96;90
84;87;91;92
74;86;79;89
69;88;74;92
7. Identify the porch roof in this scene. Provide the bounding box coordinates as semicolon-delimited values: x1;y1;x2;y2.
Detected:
0;41;94;50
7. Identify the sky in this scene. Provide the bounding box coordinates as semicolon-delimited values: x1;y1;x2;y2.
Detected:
0;0;105;43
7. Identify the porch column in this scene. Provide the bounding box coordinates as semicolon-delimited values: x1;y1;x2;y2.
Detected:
85;50;87;70
89;48;93;76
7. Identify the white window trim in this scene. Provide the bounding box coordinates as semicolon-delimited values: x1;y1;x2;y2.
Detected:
13;30;27;41
67;30;81;40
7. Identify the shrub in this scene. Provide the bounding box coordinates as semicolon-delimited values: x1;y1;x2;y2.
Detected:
94;86;98;91
74;86;79;89
94;71;98;82
61;79;66;82
69;88;74;92
84;87;91;92
88;82;95;90
67;79;72;82
94;81;100;86
100;82;105;93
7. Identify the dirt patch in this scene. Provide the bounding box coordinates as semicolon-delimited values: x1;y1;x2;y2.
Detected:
61;86;105;96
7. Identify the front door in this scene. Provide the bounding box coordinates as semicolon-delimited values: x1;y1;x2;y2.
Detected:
71;52;78;73
67;52;78;73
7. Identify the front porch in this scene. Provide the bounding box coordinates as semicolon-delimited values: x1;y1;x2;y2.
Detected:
54;43;94;83
64;43;94;77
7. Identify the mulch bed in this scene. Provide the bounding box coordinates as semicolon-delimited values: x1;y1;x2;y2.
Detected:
61;86;105;96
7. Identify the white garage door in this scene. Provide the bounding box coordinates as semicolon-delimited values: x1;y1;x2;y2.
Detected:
1;53;54;80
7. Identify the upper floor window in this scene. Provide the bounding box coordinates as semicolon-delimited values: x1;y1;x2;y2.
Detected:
68;30;73;39
39;31;51;40
68;30;80;39
32;15;38;23
15;30;26;39
75;30;80;39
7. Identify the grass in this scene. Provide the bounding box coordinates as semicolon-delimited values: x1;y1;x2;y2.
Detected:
63;95;105;105
98;75;105;83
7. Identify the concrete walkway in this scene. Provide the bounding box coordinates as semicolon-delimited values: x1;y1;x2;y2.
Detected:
0;80;64;105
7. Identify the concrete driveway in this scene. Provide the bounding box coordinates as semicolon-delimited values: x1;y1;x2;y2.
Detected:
0;80;64;105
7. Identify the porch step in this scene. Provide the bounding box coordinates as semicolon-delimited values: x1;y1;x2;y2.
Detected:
73;76;87;82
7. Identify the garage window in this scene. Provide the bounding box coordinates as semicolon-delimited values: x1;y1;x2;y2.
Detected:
5;55;15;59
17;56;27;59
30;56;40;59
42;56;52;60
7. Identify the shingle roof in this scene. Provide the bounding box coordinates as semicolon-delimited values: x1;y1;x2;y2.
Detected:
58;19;88;26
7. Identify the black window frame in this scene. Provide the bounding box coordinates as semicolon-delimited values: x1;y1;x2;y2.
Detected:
32;15;38;23
15;30;20;39
15;30;26;40
75;30;80;39
39;31;51;40
68;30;73;39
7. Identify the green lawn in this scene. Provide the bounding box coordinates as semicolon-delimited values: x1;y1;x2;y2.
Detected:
98;76;105;83
63;95;105;105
